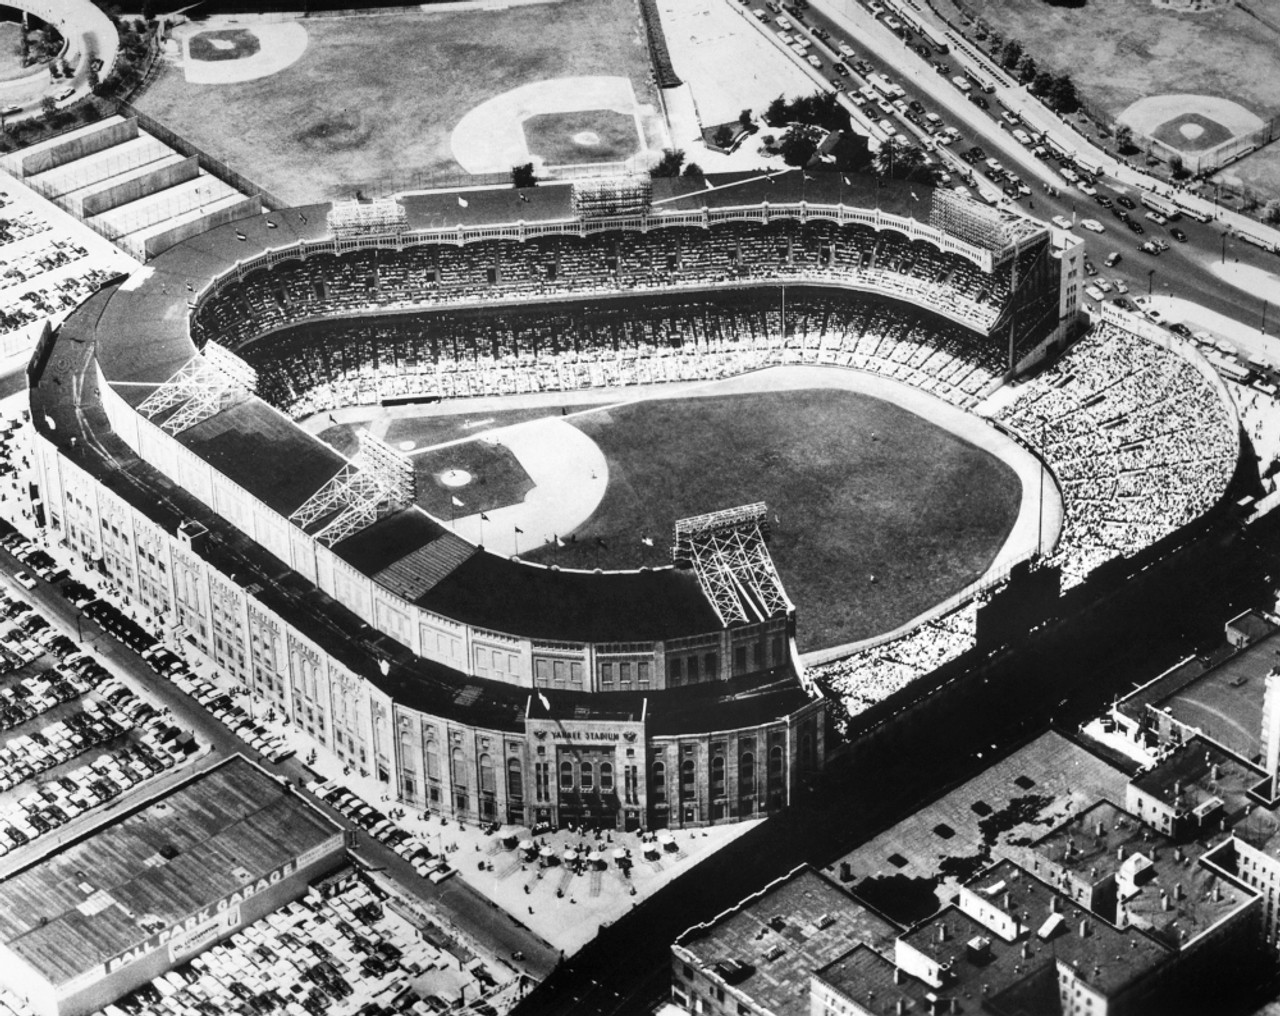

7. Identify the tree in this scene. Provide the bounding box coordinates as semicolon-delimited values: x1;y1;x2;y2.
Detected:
778;125;821;167
738;108;754;132
1031;70;1054;97
1047;73;1080;114
999;39;1023;71
713;124;735;150
1114;124;1134;154
1262;199;1280;225
1168;153;1189;180
511;163;537;189
40;95;56;121
873;141;932;182
682;162;706;185
88;66;100;95
1017;54;1037;86
765;94;789;127
651;148;686;177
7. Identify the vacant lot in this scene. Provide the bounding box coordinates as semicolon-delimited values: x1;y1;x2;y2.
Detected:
138;0;655;203
527;388;1021;651
934;0;1280;123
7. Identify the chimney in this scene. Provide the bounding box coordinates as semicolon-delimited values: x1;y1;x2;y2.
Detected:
894;967;904;985
1079;919;1090;938
938;923;948;943
1212;763;1221;781
1090;867;1098;879
896;1003;905;1016
1097;820;1105;838
1214;884;1222;902
1161;892;1170;912
1117;845;1125;862
1020;943;1030;960
1174;779;1182;797
1174;847;1183;862
1176;882;1184;900
1003;892;1012;911
1051;895;1062;913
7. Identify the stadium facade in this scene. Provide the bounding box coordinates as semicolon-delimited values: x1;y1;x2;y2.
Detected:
28;175;1083;831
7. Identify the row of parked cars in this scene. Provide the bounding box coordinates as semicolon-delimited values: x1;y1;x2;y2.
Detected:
306;780;454;883
169;672;296;764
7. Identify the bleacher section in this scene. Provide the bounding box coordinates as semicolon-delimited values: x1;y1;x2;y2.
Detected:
809;322;1239;725
994;322;1238;588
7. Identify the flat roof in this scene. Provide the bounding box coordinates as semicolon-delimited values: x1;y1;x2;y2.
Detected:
1150;633;1279;762
905;861;1170;1002
1129;736;1262;825
833;732;1130;913
0;757;340;986
676;866;898;1016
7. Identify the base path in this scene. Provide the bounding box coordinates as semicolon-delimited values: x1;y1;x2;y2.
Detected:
450;76;640;174
426;417;608;557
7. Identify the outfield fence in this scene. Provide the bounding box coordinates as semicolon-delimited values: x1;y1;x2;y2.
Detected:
1135;113;1280;176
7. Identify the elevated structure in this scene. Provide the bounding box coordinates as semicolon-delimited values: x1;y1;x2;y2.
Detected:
289;431;415;546
134;352;252;436
673;505;791;627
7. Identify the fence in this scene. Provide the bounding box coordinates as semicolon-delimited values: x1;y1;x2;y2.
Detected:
118;103;288;209
1138;112;1280;177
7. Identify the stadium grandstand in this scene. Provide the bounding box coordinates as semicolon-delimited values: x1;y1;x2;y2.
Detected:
22;170;1241;832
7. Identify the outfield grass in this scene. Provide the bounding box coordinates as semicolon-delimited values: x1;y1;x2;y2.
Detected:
381;402;598;449
1215;143;1280;201
138;0;654;203
528;389;1021;651
932;0;1280;122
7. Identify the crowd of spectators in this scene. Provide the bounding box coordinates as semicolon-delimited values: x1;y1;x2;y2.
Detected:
243;291;1008;419
193;219;1019;356
809;602;979;725
996;323;1238;589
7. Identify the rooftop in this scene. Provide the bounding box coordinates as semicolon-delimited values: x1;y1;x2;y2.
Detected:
1032;799;1155;886
834;732;1129;915
905;861;1170;1002
1129;736;1263;830
675;866;898;1016
0;757;341;986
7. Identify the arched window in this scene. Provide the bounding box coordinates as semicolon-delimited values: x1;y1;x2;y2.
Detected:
560;760;574;791
681;759;696;797
653;761;666;803
450;746;467;787
711;756;726;797
581;762;594;792
769;745;784;779
739;752;755;794
424;739;439;780
507;757;523;799
479;754;495;794
600;762;614;793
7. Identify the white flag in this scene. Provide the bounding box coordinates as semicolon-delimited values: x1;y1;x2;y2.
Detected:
451;495;464;507
458;195;469;208
538;692;551;710
641;536;654;547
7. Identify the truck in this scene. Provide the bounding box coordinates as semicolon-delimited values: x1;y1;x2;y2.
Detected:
1170;197;1213;222
1140;192;1182;220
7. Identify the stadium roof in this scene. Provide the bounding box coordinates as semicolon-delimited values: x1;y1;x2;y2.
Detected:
0;757;340;987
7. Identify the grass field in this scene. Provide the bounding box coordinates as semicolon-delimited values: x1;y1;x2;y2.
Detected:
523;109;641;165
521;388;1022;651
138;0;655;203
1215;143;1280;201
931;0;1280;122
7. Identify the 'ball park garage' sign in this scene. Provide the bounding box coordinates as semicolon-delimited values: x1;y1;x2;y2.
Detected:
104;859;299;974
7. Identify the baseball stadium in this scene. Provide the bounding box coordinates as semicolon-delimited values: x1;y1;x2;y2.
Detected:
24;168;1242;831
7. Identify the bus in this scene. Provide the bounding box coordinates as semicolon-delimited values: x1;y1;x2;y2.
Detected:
919;23;950;53
1073;152;1107;178
1171;198;1212;223
1140;192;1182;221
